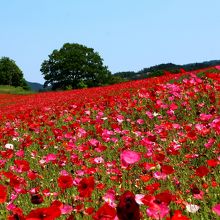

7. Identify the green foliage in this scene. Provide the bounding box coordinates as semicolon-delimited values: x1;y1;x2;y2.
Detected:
0;57;28;89
114;71;136;80
76;80;88;89
41;43;111;90
108;75;127;84
145;69;164;78
65;85;73;90
21;79;31;90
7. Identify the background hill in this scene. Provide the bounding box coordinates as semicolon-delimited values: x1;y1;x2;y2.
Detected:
26;81;44;92
114;59;220;80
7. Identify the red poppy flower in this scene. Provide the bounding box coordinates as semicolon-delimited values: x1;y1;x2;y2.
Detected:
27;170;38;180
77;176;95;198
155;190;173;205
3;172;26;188
187;130;197;141
66;215;75;220
14;159;30;172
141;194;155;206
140;174;151;182
85;207;95;215
57;175;73;190
161;165;175;175
116;191;140;220
7;207;25;220
93;203;116;220
170;210;190;220
145;182;160;194
0;149;14;159
26;206;61;220
207;159;219;167
153;153;165;162
195;166;209;177
0;184;7;203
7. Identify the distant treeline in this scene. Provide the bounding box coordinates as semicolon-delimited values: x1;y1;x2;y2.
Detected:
114;60;220;81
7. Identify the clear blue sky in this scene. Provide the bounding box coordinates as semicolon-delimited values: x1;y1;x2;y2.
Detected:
1;0;220;84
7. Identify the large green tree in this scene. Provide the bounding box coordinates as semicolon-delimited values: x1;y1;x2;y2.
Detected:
41;43;111;90
0;57;27;88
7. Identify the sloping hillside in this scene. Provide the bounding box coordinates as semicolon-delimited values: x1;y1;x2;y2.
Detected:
0;66;220;219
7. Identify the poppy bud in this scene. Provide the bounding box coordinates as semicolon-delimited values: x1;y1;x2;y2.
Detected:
31;193;44;204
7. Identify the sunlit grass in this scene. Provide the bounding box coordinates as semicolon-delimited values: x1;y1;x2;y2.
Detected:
0;85;34;95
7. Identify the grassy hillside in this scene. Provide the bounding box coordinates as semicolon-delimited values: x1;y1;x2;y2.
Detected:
0;85;34;95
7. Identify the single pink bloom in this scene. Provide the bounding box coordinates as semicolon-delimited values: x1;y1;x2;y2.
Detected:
103;189;116;207
170;103;178;110
94;157;104;164
60;170;70;176
116;115;124;124
172;123;181;129
195;123;205;131
89;139;99;146
193;190;204;200
45;154;57;163
213;204;220;216
199;113;212;121
146;203;169;219
146;111;154;119
137;119;144;125
135;194;145;205
61;204;73;214
204;138;215;149
120;150;141;168
15;150;24;157
153;171;167;180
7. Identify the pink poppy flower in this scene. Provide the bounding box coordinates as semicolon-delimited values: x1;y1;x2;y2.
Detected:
89;139;99;147
137;119;144;125
199;113;212;121
103;189;116;207
120;150;141;168
61;204;73;214
212;204;220;216
153;171;167;180
146;202;169;219
45;153;57;163
204;138;215;149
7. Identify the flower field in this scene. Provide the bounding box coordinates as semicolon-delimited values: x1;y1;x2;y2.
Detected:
0;67;220;219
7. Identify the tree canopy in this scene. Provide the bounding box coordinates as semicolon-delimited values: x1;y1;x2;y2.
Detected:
0;57;28;88
41;43;111;90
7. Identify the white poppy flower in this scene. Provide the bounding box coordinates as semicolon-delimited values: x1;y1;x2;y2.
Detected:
5;143;14;149
186;204;200;213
